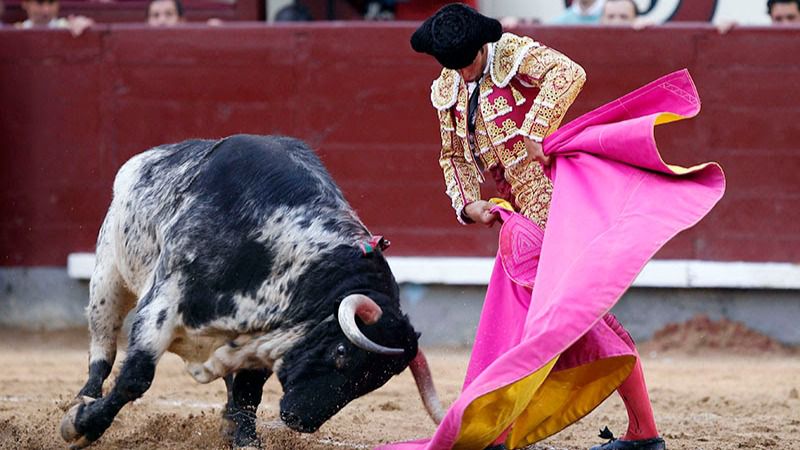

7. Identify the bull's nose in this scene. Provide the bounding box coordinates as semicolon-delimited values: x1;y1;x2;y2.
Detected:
280;410;318;433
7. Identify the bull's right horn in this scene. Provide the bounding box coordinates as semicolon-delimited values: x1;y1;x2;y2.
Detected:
409;349;445;424
338;294;404;355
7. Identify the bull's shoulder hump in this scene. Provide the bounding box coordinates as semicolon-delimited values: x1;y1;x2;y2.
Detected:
187;134;338;211
212;135;326;176
222;134;309;151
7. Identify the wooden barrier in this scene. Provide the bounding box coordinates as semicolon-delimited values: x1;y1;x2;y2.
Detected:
1;24;798;265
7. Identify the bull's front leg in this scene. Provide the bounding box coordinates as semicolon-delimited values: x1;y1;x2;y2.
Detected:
187;334;260;383
222;368;271;448
60;289;175;449
188;328;301;383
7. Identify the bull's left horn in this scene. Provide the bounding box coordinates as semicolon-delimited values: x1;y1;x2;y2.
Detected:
338;294;404;355
409;349;445;424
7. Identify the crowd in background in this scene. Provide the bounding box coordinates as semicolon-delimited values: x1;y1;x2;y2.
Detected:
0;0;797;36
0;0;190;34
501;0;798;31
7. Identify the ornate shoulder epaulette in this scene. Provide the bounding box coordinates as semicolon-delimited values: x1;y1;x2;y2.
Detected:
491;33;541;88
430;69;460;111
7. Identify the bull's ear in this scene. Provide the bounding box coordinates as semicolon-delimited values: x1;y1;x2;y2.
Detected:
358;241;376;257
358;235;391;257
415;331;422;339
372;236;390;251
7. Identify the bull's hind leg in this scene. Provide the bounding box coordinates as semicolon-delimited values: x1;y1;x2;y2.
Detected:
222;368;271;448
78;262;136;401
73;214;137;402
61;285;175;448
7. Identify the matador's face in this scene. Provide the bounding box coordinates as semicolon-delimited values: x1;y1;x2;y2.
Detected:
458;45;488;83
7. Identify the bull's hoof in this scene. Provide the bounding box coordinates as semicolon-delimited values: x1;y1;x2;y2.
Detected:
233;434;262;450
232;437;262;450
222;408;262;449
59;396;96;449
221;413;236;441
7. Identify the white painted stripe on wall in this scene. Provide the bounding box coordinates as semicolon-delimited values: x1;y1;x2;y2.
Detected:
67;253;96;280
67;253;800;290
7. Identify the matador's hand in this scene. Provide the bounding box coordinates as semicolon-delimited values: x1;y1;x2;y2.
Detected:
523;137;551;166
464;200;499;227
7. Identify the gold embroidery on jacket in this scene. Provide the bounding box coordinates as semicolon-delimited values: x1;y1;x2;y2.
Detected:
484;118;520;146
517;46;586;140
431;33;584;226
431;69;459;111
481;96;513;122
491;33;540;87
438;110;481;221
510;85;526;106
503;153;553;228
454;88;469;138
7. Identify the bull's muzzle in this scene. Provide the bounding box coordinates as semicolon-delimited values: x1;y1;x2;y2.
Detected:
280;410;320;433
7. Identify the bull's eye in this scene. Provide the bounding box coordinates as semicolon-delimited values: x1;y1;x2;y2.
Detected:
334;343;348;370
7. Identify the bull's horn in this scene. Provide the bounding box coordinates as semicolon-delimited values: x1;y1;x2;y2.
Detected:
409;349;445;424
338;294;404;355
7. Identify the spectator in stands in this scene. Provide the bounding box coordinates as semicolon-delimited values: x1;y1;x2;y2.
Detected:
147;0;185;26
768;0;800;24
364;0;395;21
274;2;312;21
600;0;638;25
551;0;605;25
600;0;657;29
499;15;541;30
16;0;93;36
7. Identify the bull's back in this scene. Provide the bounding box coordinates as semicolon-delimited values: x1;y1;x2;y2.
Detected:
188;135;347;220
107;134;350;300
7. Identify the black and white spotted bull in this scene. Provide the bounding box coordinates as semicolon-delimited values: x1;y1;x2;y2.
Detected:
60;135;443;449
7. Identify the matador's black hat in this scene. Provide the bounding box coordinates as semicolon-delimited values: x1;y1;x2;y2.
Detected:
410;3;503;70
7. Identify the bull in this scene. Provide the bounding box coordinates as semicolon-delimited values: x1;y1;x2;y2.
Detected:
59;135;443;448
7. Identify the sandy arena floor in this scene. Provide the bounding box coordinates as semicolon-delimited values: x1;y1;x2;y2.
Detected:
0;329;798;450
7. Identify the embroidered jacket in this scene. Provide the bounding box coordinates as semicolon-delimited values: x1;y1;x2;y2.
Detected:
430;33;586;227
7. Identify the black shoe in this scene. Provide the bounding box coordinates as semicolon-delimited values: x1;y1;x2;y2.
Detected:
588;427;666;450
484;445;507;450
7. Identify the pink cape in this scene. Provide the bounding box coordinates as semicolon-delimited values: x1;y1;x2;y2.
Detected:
378;69;725;450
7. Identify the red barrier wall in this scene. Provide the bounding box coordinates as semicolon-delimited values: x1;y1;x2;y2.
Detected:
1;24;798;266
